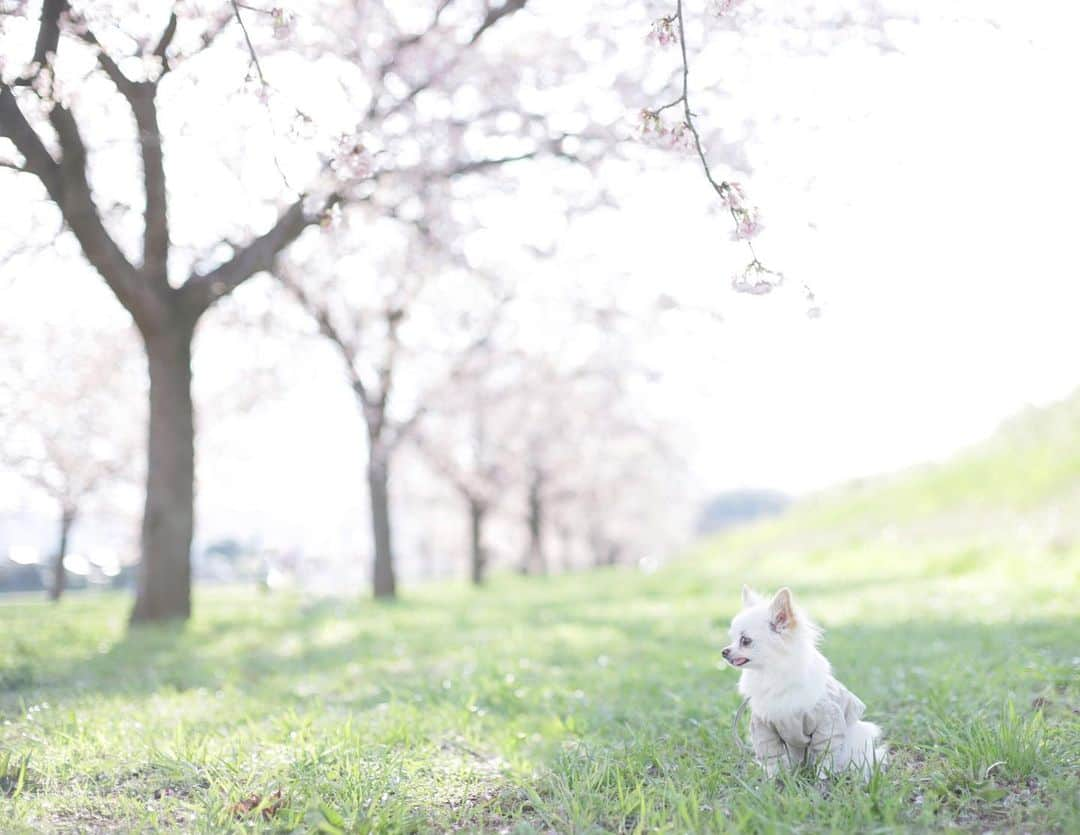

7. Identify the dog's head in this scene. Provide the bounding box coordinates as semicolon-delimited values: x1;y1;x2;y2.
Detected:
721;586;817;670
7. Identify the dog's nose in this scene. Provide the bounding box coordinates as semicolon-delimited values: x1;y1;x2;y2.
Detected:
721;648;731;659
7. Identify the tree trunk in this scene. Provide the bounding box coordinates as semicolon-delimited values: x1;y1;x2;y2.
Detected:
368;451;396;598
468;498;487;585
589;525;619;568
48;506;76;602
130;318;196;623
521;469;546;575
555;524;574;573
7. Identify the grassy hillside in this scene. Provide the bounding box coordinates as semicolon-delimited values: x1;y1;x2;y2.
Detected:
1;397;1078;833
727;390;1080;552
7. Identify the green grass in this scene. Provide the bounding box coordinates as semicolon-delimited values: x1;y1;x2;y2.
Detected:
0;546;1076;833
2;395;1079;832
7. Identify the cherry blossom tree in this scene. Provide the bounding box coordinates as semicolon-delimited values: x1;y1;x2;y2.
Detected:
0;1;356;621
0;0;909;619
274;218;508;597
405;274;692;582
238;0;618;598
0;0;603;618
0;322;143;600
409;343;523;585
505;355;688;576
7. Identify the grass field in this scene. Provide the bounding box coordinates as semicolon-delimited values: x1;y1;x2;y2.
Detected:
2;401;1079;833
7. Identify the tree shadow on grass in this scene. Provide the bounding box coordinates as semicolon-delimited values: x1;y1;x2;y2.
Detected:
2;582;1077;833
7;582;1076;718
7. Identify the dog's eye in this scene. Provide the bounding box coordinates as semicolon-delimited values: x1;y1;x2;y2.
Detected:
739;636;752;648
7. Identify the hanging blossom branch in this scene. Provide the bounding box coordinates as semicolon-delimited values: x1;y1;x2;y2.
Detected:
642;0;819;316
230;1;270;86
227;2;370;200
229;3;296;82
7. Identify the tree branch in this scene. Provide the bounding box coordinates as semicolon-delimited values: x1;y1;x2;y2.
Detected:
230;0;267;86
152;12;179;67
274;264;370;406
3;0;173;317
440;150;538;178
72;25;170;282
0;85;153;321
28;0;67;71
411;431;481;503
74;27;138;96
46;101;153;313
671;2;747;242
469;0;528;45
367;0;529;122
130;85;169;281
645;1;791;297
0;88;57;188
182;194;339;314
388;326;500;452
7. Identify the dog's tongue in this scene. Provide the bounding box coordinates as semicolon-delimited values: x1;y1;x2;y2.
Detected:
732;658;748;667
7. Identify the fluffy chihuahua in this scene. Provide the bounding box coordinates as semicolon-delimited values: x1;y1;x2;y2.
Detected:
722;586;886;778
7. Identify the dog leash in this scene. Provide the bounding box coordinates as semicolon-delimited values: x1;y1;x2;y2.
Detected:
731;697;754;753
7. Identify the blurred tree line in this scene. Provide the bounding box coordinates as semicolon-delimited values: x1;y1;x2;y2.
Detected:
0;1;901;623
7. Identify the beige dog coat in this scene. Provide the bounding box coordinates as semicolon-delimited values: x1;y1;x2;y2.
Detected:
749;677;867;773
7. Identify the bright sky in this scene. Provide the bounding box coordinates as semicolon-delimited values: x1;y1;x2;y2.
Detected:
3;0;1080;557
618;0;1080;494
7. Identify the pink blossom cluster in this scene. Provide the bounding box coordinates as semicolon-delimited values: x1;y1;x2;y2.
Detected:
731;208;763;240
319;202;343;230
332;136;375;182
719;182;763;240
29;64;54;98
639;109;663;135
271;8;294;41
719;182;746;210
638;110;694;153
241;74;271;104
731;264;783;295
710;0;747;16
664;121;694;152
647;16;679;47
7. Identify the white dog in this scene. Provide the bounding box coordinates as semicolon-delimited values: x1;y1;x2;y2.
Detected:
722;586;886;778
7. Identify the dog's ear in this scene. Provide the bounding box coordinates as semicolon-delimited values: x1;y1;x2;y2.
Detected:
741;585;761;607
769;587;796;632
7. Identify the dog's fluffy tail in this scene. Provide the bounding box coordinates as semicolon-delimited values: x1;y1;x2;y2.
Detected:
849;721;887;777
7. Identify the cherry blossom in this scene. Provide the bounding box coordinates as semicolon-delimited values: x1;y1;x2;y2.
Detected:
647;16;679;47
638;110;693;153
732;263;783;295
331;136;375;182
710;0;747;16
720;182;746;210
731;207;763;240
640;0;820;315
270;8;293;41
